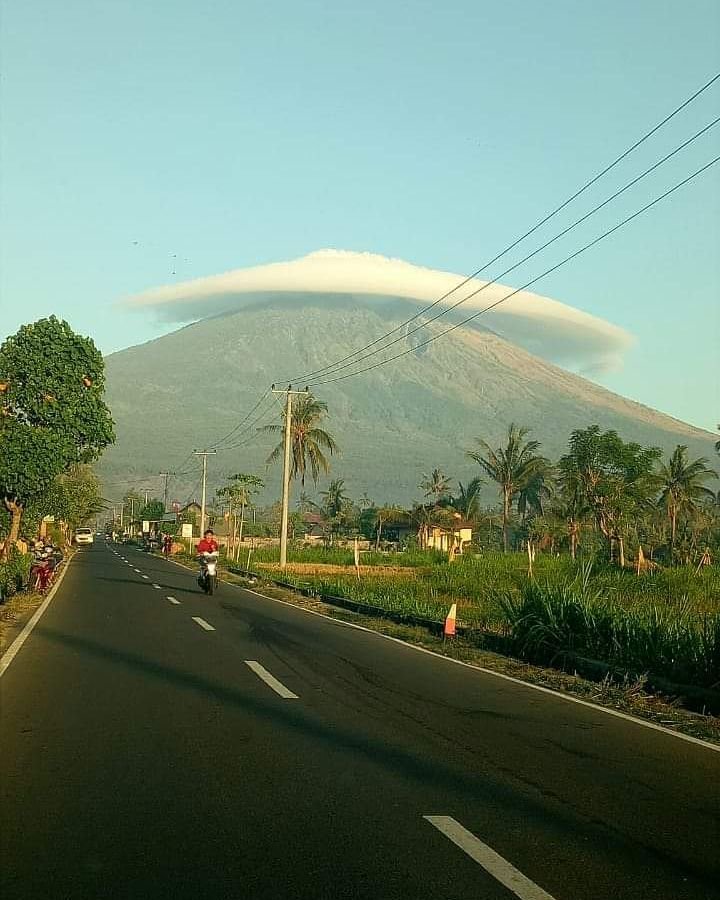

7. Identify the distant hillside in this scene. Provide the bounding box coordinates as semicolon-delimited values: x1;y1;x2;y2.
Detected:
99;299;716;506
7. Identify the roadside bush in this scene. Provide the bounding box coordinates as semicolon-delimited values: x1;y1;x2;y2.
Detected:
0;550;32;603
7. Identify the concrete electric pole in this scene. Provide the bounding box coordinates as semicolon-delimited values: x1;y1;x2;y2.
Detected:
159;472;172;512
193;450;217;538
271;384;308;569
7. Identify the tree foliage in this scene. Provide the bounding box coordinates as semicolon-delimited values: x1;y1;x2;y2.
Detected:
559;425;661;564
466;423;547;551
0;317;114;556
263;395;338;486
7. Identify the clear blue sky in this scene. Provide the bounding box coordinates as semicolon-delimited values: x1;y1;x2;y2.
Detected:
1;0;718;431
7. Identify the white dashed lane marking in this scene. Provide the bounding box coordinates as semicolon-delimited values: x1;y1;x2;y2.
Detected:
244;661;298;699
423;817;557;900
192;617;215;631
166;596;180;605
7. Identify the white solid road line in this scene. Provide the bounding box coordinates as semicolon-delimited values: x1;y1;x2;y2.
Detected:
0;558;73;679
166;596;181;605
424;817;556;900
238;589;719;753
192;616;215;631
244;660;299;699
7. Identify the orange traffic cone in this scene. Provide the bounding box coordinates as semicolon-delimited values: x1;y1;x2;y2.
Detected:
444;602;457;638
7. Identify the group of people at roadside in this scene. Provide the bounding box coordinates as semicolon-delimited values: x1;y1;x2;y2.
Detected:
30;540;64;591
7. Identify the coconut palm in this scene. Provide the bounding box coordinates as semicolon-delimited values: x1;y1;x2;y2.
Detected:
466;423;545;552
420;468;452;507
517;462;554;523
452;477;484;521
320;479;349;519
296;491;318;513
657;445;717;558
262;395;339;487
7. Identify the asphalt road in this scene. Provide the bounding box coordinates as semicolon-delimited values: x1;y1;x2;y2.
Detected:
1;540;719;899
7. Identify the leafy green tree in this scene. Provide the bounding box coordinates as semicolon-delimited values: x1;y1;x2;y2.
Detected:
374;505;407;550
466;423;546;552
420;469;452;507
263;395;338;487
140;499;166;523
559;425;661;566
656;445;717;558
46;466;105;544
0;421;69;555
217;473;265;552
0;317;114;557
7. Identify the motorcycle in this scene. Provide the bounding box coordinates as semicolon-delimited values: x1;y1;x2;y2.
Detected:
197;551;219;595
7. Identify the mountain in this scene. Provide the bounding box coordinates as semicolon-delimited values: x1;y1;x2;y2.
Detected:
100;298;716;506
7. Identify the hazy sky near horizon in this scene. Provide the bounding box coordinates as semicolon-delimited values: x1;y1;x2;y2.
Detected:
1;0;718;431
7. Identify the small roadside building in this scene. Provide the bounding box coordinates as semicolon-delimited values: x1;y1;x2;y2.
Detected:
425;515;473;554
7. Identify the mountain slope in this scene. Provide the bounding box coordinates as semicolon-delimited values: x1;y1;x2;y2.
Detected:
100;300;715;505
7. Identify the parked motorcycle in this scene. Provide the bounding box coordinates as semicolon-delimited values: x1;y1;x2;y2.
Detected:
197;551;219;595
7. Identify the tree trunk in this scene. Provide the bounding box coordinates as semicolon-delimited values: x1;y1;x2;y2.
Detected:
2;498;23;560
618;535;625;568
375;518;383;552
569;524;577;561
502;488;510;553
239;502;245;545
670;506;677;560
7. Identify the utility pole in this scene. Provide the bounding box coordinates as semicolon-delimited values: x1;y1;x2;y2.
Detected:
159;472;173;512
272;384;308;569
193;450;217;538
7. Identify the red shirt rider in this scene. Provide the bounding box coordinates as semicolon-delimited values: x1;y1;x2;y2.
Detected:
197;530;219;554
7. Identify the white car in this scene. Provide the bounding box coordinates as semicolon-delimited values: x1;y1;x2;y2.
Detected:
74;527;94;546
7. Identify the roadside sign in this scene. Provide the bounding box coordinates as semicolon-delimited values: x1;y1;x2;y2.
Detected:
142;520;150;533
181;523;193;538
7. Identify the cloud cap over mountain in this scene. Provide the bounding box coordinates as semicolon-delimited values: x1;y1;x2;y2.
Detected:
123;249;633;373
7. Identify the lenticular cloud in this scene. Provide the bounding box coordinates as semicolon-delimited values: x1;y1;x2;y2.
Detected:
122;249;633;373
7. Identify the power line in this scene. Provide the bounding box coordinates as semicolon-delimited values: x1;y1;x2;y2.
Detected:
307;154;720;386
215;393;284;452
287;70;720;384
295;117;720;382
212;387;273;449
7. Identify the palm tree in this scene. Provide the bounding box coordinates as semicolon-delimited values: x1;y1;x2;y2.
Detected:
217;473;264;557
466;423;545;552
517;462;554;523
262;395;339;487
320;479;349;519
296;491;318;513
657;445;717;558
452;477;484;521
420;468;452;507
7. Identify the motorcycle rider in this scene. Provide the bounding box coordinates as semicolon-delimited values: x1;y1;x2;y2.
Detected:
196;529;219;586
